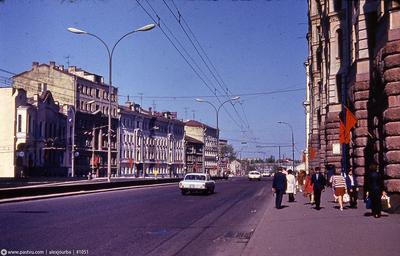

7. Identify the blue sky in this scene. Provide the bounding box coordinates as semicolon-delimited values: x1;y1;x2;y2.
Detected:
0;0;308;160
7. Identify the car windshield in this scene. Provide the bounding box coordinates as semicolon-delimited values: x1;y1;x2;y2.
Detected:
185;175;206;181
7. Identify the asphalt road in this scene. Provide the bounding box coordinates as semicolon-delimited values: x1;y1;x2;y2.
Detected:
0;177;273;256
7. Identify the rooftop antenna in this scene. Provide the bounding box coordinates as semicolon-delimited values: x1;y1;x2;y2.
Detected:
64;55;71;67
138;93;143;106
184;107;188;120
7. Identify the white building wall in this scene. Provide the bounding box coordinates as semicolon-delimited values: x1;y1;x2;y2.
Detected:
0;88;26;177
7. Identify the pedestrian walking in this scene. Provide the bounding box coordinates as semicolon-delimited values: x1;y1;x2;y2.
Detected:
297;170;306;192
331;169;346;211
286;169;296;202
366;163;385;218
272;167;287;209
311;167;326;210
345;168;359;208
304;172;314;204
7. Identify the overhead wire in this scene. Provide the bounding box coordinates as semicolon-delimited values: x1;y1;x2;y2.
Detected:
156;0;246;130
117;87;303;100
136;0;244;129
166;0;252;133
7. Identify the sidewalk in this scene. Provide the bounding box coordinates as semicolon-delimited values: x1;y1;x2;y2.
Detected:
243;189;400;256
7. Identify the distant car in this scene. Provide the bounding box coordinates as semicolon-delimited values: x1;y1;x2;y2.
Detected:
262;172;271;177
248;171;261;181
179;173;215;195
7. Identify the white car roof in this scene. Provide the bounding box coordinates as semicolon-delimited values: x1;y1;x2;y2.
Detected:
185;173;206;176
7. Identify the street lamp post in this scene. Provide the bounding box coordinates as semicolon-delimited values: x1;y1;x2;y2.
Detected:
196;96;240;177
68;23;155;182
278;121;295;172
68;106;76;177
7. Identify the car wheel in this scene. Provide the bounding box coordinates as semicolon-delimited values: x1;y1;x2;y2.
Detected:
181;189;187;195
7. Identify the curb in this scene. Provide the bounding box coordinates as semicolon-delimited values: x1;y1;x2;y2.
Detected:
0;179;181;204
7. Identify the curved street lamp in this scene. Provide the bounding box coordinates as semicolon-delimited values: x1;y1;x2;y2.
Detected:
278;121;295;172
196;96;240;176
68;23;156;182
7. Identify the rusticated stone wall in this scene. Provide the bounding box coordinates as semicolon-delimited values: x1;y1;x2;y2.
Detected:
318;122;327;172
324;111;341;170
382;40;400;193
309;133;320;170
349;74;371;187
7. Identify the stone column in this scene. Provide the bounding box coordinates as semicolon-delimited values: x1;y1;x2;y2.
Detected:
350;74;370;187
383;40;400;193
325;110;342;169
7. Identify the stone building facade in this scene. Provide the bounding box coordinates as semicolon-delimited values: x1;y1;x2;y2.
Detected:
185;136;204;173
0;88;67;177
13;62;118;176
119;103;185;178
306;0;400;200
184;120;218;176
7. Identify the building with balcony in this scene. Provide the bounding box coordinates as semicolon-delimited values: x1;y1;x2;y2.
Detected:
184;120;218;176
12;62;118;176
306;0;400;199
119;102;185;177
185;136;204;173
219;139;229;175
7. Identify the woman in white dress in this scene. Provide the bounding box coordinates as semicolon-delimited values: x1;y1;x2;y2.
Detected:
286;169;296;202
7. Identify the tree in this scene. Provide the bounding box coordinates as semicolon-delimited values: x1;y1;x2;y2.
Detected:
266;155;275;163
220;144;237;161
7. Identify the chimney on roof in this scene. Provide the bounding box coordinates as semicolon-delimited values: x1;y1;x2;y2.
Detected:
49;61;56;68
68;66;77;73
134;104;140;111
126;100;133;110
32;62;39;69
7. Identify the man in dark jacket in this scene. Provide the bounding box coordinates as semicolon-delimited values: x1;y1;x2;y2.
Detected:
272;167;287;209
311;167;326;210
345;168;359;208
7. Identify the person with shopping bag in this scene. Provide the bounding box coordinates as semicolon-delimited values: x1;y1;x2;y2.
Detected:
345;168;359;208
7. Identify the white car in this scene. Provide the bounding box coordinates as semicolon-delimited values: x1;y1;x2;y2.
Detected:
179;173;215;195
262;172;271;177
248;171;261;181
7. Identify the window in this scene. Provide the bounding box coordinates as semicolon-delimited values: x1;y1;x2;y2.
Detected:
336;74;342;103
96;89;100;98
17;114;22;132
336;29;343;60
333;0;341;12
27;114;31;133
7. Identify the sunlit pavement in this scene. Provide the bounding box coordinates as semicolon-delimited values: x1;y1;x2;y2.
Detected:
243;188;400;256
